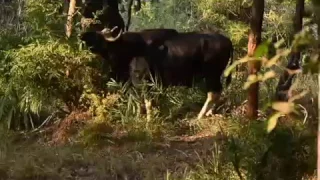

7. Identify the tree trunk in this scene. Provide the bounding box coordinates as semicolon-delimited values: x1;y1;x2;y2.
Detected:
126;0;134;31
66;0;76;38
318;71;320;180
275;0;305;101
246;0;264;119
314;2;320;179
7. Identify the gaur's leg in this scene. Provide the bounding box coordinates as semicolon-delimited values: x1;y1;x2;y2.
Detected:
129;56;152;120
197;68;222;120
197;91;220;119
144;98;152;122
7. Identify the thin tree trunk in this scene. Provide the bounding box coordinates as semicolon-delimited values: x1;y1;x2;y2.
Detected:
126;0;134;31
275;0;305;101
315;3;320;179
66;0;76;38
246;0;264;119
318;71;320;180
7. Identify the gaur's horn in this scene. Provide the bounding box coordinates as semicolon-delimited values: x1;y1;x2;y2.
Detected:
103;27;123;42
101;28;110;34
110;26;118;33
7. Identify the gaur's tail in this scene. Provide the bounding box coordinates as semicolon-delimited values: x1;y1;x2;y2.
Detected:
225;46;234;88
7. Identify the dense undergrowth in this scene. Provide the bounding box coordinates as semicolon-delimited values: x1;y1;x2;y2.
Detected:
0;0;319;179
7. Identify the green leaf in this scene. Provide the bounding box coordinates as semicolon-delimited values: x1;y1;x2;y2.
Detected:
254;39;271;58
267;112;282;133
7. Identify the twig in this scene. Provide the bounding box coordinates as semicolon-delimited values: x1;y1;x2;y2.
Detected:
296;103;308;124
30;111;57;133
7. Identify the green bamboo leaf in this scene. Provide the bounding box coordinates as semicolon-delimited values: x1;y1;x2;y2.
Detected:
254;39;271;58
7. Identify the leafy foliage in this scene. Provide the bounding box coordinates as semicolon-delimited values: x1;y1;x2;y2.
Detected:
0;0;98;129
224;25;318;133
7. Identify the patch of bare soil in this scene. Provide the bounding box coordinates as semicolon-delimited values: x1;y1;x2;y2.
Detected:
50;110;92;145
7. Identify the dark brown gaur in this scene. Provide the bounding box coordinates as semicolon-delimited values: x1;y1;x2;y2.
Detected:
80;27;179;83
129;32;234;120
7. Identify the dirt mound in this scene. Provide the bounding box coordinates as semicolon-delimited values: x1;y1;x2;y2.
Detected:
50;110;92;145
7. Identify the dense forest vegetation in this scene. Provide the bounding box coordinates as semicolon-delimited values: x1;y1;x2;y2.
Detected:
0;0;319;179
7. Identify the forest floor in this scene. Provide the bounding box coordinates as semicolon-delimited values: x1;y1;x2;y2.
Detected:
0;73;318;180
0;107;317;180
0;116;235;180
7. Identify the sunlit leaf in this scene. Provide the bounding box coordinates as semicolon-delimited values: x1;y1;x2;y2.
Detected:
272;102;294;114
243;74;259;89
288;90;308;102
247;74;257;82
274;39;285;49
267;112;282;133
265;54;281;67
224;56;252;77
262;71;276;81
265;49;291;67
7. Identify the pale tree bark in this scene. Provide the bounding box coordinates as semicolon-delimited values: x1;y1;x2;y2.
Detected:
247;0;265;119
275;0;305;101
66;0;76;38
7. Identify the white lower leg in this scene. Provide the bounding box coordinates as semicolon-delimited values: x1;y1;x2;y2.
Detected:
205;93;221;116
144;98;152;122
197;92;215;120
139;96;147;115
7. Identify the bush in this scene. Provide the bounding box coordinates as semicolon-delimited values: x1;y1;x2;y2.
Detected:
0;0;99;130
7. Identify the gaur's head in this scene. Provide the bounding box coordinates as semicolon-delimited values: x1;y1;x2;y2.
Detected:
100;26;123;42
80;31;106;53
80;26;123;53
